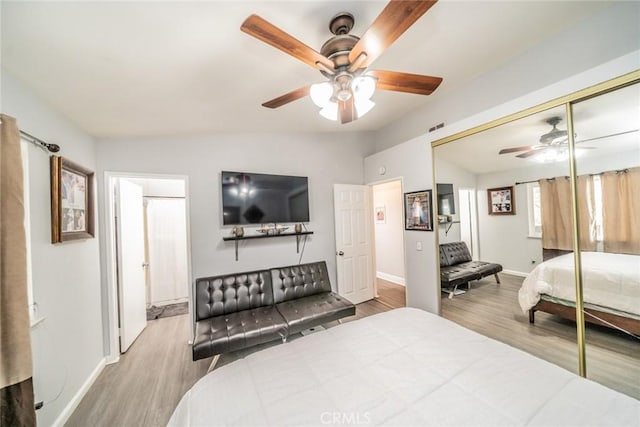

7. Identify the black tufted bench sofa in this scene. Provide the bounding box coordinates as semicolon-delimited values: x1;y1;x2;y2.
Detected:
439;242;502;299
193;261;355;366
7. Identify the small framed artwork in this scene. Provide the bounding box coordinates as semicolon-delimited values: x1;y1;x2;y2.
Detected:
375;206;386;224
50;155;95;243
404;190;433;231
487;186;515;215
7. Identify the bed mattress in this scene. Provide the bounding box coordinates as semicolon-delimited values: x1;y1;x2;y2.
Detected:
169;308;639;426
518;252;640;315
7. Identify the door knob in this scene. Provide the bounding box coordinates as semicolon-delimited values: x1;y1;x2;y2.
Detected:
142;262;149;268
337;251;344;256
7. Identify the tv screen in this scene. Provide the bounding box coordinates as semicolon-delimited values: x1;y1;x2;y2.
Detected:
221;171;310;225
436;183;456;215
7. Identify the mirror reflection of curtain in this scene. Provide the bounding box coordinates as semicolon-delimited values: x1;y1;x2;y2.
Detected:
601;167;640;254
0;114;36;425
539;175;596;252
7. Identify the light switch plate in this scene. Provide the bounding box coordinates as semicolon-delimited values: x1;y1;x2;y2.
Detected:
416;241;423;251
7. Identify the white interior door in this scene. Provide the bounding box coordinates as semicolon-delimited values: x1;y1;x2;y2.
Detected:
146;198;189;306
459;188;479;260
116;179;147;352
333;184;375;304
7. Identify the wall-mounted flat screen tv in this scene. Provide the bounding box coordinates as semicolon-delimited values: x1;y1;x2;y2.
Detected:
221;171;310;225
436;183;456;215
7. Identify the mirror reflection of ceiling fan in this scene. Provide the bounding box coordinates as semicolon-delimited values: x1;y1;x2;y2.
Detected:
499;116;640;161
240;1;443;124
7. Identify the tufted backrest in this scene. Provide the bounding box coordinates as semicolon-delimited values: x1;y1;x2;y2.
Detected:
271;261;331;304
195;270;274;321
439;242;472;267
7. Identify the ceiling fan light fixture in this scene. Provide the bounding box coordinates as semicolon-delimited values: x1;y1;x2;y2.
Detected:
355;99;375;118
319;102;339;121
352;75;376;101
310;82;334;107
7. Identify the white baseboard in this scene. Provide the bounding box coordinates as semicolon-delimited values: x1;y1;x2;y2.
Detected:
502;269;529;278
376;272;405;286
52;357;106;427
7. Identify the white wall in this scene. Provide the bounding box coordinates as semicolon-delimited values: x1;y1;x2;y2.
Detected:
373;2;640;152
372;180;404;285
365;136;439;313
1;70;104;426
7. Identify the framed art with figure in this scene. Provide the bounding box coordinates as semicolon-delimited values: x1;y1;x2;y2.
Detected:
375;206;386;224
404;190;433;231
488;186;515;215
50;155;95;243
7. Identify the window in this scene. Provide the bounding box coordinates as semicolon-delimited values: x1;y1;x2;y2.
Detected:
528;177;604;243
527;182;542;238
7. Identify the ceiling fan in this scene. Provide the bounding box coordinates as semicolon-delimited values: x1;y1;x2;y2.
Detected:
240;1;443;124
499;116;639;161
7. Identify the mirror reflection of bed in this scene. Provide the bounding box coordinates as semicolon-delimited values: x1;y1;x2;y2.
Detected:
433;81;640;400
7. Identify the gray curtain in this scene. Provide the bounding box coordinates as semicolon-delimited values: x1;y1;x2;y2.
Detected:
0;114;36;426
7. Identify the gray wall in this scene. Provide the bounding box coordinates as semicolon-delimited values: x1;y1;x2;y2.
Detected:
2;70;104;427
95;131;375;354
477;150;640;275
365;136;439;313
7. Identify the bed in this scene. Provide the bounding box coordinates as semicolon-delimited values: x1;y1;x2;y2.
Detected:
168;308;639;426
519;252;640;335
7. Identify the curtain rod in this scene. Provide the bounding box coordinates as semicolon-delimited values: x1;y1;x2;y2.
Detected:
19;130;60;153
516;168;633;185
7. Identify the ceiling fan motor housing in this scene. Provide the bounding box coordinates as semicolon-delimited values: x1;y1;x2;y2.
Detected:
321;12;360;71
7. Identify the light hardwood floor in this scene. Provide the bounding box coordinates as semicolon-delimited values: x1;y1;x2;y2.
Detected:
66;297;396;426
67;276;638;426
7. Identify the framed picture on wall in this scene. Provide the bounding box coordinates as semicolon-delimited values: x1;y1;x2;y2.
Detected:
50;155;95;243
487;186;515;215
404;190;433;231
375;206;386;224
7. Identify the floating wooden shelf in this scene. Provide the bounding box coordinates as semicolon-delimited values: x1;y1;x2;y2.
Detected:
223;231;314;260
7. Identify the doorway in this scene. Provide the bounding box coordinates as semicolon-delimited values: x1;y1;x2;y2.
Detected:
105;173;192;360
371;179;406;307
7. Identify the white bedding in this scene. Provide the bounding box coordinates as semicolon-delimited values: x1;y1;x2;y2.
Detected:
169;308;639;426
518;252;640;316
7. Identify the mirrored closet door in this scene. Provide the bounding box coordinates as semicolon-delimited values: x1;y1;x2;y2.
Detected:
572;82;640;398
433;73;639;399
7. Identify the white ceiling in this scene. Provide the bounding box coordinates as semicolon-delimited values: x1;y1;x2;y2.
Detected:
435;82;640;174
1;1;613;139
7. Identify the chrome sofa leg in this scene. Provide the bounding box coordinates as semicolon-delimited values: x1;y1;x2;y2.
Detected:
207;354;220;373
448;284;459;299
495;273;501;285
337;319;343;324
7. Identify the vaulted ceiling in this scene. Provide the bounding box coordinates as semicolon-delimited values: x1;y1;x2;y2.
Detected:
1;1;613;138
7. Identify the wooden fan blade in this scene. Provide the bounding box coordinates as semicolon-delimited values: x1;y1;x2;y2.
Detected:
348;0;438;69
241;15;334;72
516;149;544;159
576;129;639;143
262;85;310;109
367;70;442;95
339;98;356;124
499;146;537;155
